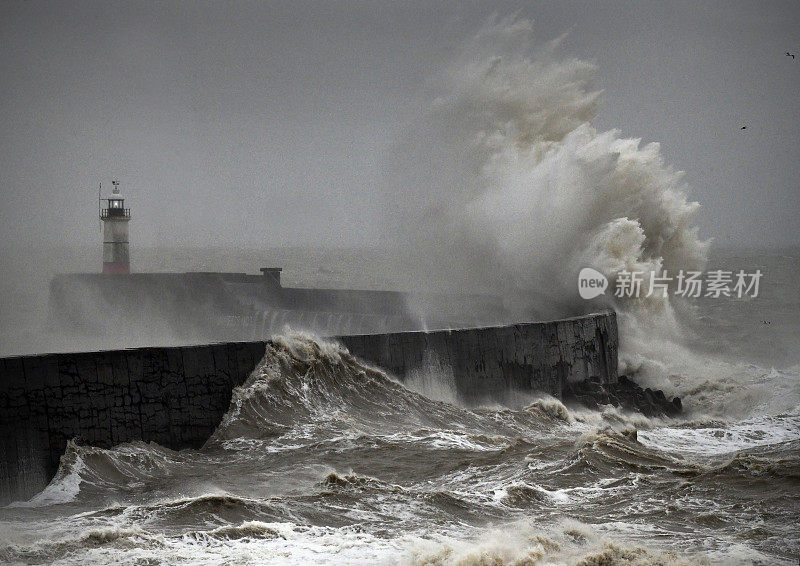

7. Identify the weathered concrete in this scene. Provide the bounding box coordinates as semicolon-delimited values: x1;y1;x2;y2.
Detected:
0;311;616;504
340;313;617;401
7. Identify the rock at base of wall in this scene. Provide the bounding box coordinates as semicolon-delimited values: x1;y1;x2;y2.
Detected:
564;375;683;418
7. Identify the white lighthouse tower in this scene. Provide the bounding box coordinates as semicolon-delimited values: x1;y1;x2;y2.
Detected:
99;180;131;274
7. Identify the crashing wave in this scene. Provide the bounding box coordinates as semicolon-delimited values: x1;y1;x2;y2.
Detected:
405;518;701;565
207;331;505;445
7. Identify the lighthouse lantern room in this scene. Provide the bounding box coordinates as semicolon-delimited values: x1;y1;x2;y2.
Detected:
99;180;131;274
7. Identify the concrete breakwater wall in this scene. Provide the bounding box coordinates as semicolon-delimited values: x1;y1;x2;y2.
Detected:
0;311;617;504
48;272;506;350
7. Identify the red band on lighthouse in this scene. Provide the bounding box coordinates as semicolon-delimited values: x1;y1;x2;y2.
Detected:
103;262;130;275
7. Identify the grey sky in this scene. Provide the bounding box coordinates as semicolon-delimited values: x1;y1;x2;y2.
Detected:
1;0;798;249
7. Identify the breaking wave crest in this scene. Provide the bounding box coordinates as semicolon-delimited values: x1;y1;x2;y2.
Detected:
13;440;181;507
206;331;497;445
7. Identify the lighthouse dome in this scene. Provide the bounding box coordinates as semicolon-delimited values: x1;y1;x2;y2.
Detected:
110;181;123;199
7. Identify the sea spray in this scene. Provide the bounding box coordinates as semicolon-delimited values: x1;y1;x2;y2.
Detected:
379;16;709;393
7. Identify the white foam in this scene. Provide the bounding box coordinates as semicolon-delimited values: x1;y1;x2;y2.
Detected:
10;446;85;508
382;430;510;452
638;414;800;456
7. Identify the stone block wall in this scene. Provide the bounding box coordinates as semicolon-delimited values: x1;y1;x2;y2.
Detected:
339;312;618;402
0;311;616;504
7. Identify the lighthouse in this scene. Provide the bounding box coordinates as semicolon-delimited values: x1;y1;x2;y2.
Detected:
99;180;131;274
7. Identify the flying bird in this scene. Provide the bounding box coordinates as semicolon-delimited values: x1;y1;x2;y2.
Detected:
787;52;795;59
740;126;747;130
